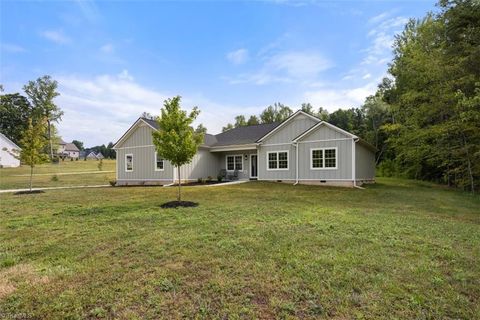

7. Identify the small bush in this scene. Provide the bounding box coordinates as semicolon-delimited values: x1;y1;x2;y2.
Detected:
197;177;203;183
52;157;60;164
206;176;213;182
217;175;223;182
51;174;59;182
70;157;73;161
97;159;103;171
109;180;116;187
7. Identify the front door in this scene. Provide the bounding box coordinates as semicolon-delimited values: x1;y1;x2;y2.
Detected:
250;154;258;179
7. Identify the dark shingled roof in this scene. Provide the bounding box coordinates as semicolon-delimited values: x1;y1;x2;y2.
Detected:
211;122;280;146
141;117;279;147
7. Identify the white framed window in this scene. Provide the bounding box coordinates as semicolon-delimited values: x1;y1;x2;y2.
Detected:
226;155;242;171
125;154;133;172
310;147;337;170
267;150;289;170
155;152;164;171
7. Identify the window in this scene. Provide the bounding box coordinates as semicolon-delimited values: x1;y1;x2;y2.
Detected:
226;155;242;171
267;151;289;170
155;153;164;171
311;148;337;169
125;154;133;171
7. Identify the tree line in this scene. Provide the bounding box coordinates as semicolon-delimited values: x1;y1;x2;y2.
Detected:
221;0;479;192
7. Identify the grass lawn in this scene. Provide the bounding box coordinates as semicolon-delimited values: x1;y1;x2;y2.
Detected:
0;160;115;190
0;178;479;319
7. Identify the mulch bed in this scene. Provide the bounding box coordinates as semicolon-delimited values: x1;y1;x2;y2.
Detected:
160;201;199;209
14;190;45;195
171;181;229;186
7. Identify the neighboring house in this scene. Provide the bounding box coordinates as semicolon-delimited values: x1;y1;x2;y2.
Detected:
113;110;376;187
95;152;104;160
57;140;80;159
0;133;21;168
86;151;98;160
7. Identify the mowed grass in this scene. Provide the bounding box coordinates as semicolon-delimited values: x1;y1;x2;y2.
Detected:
0;160;115;190
0;178;479;319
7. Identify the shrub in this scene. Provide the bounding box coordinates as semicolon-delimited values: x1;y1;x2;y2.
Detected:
197;177;203;183
206;176;213;182
52;157;60;164
70;157;73;161
97;159;103;171
217;175;223;182
109;180;116;187
51;174;59;182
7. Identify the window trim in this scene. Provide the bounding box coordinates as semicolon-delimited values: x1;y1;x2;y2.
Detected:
154;152;165;171
310;147;338;170
125;153;133;172
226;154;243;172
266;150;289;171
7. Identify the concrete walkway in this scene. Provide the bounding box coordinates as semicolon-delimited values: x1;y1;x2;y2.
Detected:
0;184;110;194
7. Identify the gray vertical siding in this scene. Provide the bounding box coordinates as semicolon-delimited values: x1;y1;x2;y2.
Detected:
257;145;296;180
297;139;352;180
355;143;376;180
116;123;174;182
179;148;222;181
262;114;318;145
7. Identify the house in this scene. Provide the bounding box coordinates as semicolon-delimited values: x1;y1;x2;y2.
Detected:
0;133;21;168
95;152;104;160
86;151;98;160
113;110;376;187
57;140;80;159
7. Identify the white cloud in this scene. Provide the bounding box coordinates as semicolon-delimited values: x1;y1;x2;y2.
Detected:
1;43;26;53
100;43;114;53
227;48;249;65
227;50;332;85
303;81;378;111
40;30;71;44
54;71;262;146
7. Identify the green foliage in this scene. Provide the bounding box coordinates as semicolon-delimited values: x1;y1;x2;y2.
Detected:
0;93;32;146
23;75;63;160
19;118;49;190
260;103;293;123
152;96;203;201
72;140;84;151
195;124;207;135
380;0;480;192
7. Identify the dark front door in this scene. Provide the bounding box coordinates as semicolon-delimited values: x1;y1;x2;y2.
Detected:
250;154;258;179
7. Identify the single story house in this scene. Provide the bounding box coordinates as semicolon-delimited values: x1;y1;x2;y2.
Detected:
113;110;376;187
0;132;21;168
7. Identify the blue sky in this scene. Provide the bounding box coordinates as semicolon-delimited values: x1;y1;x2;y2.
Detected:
1;0;435;146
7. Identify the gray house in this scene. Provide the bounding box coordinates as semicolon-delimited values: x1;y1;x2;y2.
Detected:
113;110;376;187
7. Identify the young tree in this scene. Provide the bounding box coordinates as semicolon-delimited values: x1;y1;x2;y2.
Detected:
23;75;63;160
152;96;204;201
19;118;49;191
195;124;207;135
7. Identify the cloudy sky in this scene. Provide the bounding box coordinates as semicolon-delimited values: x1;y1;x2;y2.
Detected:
1;0;435;146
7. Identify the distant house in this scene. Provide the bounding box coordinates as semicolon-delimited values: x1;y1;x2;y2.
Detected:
95;152;104;160
113;110;376;187
86;151;98;160
0;133;21;168
57;140;80;159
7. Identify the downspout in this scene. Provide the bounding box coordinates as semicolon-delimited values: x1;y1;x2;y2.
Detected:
352;138;359;188
294;142;299;185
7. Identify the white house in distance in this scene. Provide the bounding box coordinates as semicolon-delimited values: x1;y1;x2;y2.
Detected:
0;133;21;168
57;140;80;159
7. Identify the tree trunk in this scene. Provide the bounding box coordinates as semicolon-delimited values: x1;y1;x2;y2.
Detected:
462;133;475;193
177;166;181;202
30;165;33;192
47;120;53;160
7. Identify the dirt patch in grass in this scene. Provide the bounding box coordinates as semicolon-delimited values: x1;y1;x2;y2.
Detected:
13;190;45;195
0;264;49;299
160;201;199;208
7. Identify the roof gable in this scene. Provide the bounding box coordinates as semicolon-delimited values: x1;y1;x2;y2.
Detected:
256;110;320;143
0;133;21;150
293;121;357;142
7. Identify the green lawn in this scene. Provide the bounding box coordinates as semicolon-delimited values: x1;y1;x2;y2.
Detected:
0;178;479;319
0;160;116;190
